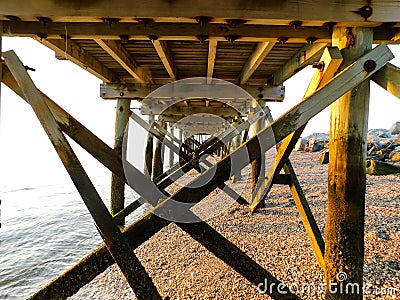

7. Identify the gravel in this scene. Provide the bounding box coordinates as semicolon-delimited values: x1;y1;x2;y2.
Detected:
70;151;400;300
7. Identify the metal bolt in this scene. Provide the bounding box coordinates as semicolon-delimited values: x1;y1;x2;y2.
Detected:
312;61;325;71
278;37;288;44
363;60;376;72
289;20;302;29
358;5;373;21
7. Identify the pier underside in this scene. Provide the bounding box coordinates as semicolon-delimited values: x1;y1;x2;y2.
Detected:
1;2;400;299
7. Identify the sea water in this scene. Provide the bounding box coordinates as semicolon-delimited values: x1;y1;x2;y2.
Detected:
0;168;142;299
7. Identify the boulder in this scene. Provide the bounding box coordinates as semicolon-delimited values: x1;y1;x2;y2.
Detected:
389;151;400;162
295;138;307;151
389;121;400;135
366;159;400;175
368;128;392;139
305;138;327;152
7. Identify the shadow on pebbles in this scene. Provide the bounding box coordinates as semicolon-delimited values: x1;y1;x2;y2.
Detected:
70;152;400;300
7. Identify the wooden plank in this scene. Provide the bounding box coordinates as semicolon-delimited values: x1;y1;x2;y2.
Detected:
207;39;218;79
239;42;275;84
36;38;119;83
324;27;373;299
273;43;327;85
372;62;400;100
110;98;131;225
161;105;240;116
3;50;161;299
152;40;178;80
94;39;151;83
1;2;400;24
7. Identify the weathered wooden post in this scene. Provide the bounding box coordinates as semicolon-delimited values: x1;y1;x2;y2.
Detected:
325;27;372;299
169;123;174;167
231;117;242;183
249;99;266;192
110;98;131;224
152;120;164;180
144;114;154;177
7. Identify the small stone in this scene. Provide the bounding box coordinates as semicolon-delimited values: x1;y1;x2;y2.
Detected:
384;260;400;271
376;230;390;241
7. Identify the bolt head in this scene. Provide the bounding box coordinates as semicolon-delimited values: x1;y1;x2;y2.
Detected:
363;60;376;72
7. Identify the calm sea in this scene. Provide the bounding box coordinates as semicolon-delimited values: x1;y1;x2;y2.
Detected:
0;171;141;299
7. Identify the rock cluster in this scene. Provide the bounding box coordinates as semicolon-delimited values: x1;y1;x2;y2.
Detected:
295;122;400;173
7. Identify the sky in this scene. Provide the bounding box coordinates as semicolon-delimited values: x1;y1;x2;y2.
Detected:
1;37;400;188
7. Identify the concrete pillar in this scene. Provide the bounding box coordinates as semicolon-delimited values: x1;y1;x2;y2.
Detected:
110;98;131;225
324;27;372;299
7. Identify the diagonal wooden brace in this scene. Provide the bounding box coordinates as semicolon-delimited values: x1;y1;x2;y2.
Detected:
250;47;343;213
372;62;400;100
3;50;162;300
24;45;393;299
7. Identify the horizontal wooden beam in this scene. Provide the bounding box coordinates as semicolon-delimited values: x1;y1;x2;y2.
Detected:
94;39;151;83
36;38;119;83
372;62;400;100
1;1;400;24
239;42;275;85
3;21;333;42
100;83;160;99
273;42;327;85
153;105;241;116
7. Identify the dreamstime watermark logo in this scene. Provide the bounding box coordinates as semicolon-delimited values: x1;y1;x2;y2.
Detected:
257;272;398;297
122;77;277;223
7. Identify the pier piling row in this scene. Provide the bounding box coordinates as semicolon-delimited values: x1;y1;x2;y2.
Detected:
1;3;400;298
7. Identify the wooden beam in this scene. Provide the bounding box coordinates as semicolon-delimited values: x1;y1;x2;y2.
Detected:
207;39;218;79
239;42;275;85
325;27;373;299
160;105;240;116
273;43;327;85
1;2;400;24
152;40;178;80
36;38;118;83
28;43;393;298
372;62;400;100
94;39;150;83
3;21;333;42
3;50;161;299
110;98;131;225
251;47;343;211
100;83;160;99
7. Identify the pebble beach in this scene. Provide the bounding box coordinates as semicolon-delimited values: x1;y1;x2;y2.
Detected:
70;151;400;300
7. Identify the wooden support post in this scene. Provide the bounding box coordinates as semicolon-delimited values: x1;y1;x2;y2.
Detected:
249;99;265;192
169;123;175;167
4;50;161;299
231;118;242;183
152;120;164;180
144;115;154;177
110;98;131;224
28;44;392;297
325;27;373;299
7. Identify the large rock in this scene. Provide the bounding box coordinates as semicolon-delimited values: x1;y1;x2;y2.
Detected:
389;121;400;135
366;159;400;175
296;132;329;152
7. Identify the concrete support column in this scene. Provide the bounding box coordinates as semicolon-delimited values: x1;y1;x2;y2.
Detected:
110;98;131;224
324;27;372;300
